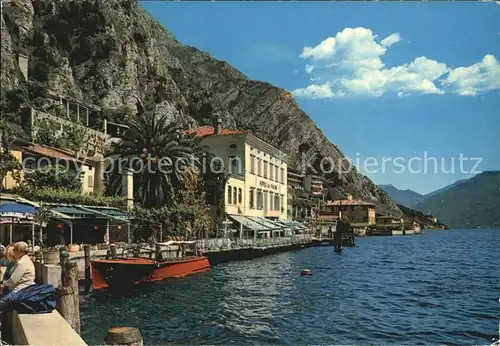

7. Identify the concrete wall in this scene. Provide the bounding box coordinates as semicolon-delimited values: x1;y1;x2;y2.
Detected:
11;310;87;345
80;165;95;194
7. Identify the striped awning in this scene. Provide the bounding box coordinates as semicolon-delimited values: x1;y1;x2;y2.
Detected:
247;216;285;231
228;215;270;231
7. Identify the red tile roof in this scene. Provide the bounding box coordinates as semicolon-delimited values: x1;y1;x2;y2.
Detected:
22;144;102;165
186;126;246;137
23;144;80;162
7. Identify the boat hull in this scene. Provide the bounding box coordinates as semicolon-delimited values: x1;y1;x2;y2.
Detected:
90;256;210;291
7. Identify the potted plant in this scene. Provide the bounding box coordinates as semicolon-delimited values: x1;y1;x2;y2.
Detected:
68;244;80;252
42;247;61;265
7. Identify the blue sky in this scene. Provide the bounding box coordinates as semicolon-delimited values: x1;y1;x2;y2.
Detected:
141;2;499;195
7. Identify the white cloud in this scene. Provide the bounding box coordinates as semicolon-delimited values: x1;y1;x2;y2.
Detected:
293;27;500;99
292;83;336;99
441;54;500;96
381;33;401;48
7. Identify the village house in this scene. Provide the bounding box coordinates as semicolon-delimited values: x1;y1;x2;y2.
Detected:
1;141;104;195
303;174;324;196
376;215;404;226
319;193;376;224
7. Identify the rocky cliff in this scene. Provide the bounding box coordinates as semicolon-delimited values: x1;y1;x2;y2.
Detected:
1;0;401;215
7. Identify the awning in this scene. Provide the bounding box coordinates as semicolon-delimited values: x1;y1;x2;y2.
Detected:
279;220;308;231
0;202;36;223
247;216;284;231
81;207;132;221
228;215;270;231
50;206;102;219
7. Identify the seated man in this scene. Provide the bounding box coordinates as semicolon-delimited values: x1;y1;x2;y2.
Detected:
1;246;17;296
0;242;35;297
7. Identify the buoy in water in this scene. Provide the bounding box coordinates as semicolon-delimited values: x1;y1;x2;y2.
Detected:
300;268;312;276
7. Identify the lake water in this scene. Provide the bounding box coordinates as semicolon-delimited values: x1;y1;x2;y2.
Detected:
80;229;499;345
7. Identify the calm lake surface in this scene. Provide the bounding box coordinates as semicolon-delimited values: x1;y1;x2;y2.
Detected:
80;229;499;345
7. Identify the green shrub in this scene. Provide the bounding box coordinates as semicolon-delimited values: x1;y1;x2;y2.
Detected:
11;186;126;208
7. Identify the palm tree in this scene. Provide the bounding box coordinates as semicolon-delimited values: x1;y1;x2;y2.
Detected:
106;102;203;208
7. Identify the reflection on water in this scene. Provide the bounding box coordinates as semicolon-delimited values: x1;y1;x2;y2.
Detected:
81;229;500;345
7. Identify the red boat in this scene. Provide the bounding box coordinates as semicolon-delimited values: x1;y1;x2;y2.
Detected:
90;241;210;291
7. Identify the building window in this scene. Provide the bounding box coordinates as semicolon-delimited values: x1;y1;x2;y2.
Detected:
233;187;237;204
280;168;284;184
249;189;255;209
264;191;268;211
250;155;255;174
270;193;274;211
87;175;94;188
280;195;284;212
270;164;274;180
229;156;242;175
263;161;268;178
227;185;232;204
257;190;263;210
238;188;242;204
257;159;262;176
275;166;279;182
274;194;279;211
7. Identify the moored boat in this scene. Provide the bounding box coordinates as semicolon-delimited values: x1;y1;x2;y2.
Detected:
90;241;210;291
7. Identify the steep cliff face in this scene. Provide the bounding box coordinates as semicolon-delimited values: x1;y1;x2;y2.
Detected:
0;0;401;215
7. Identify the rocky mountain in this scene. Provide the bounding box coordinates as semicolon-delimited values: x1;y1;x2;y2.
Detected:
422;178;469;200
379;185;424;209
0;0;401;215
414;171;500;229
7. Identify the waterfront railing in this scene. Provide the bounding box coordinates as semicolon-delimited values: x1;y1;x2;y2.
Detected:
197;234;313;252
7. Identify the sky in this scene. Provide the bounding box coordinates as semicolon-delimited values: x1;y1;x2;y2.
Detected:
141;1;500;195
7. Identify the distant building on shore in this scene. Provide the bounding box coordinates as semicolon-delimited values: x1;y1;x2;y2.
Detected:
319;193;376;224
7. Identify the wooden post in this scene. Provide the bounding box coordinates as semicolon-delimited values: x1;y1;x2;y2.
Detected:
155;243;161;261
84;245;91;292
105;327;143;346
110;244;117;258
57;262;80;334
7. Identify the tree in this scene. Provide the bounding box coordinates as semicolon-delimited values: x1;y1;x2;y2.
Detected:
23;164;82;192
0;149;21;189
107;101;204;208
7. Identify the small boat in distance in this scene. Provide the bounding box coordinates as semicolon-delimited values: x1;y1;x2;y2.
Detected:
90;241;210;291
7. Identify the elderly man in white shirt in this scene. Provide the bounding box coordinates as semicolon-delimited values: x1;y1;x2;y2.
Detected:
0;242;36;341
1;242;35;294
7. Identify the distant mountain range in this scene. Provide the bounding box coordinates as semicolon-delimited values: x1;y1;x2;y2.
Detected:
378;185;424;209
380;171;500;229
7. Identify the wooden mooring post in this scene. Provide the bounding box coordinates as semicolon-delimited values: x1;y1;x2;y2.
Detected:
57;252;81;335
105;327;143;346
84;245;91;292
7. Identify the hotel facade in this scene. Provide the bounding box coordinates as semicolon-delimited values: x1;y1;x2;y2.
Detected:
192;123;288;221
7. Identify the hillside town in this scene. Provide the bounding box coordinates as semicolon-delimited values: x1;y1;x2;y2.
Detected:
0;54;437;254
